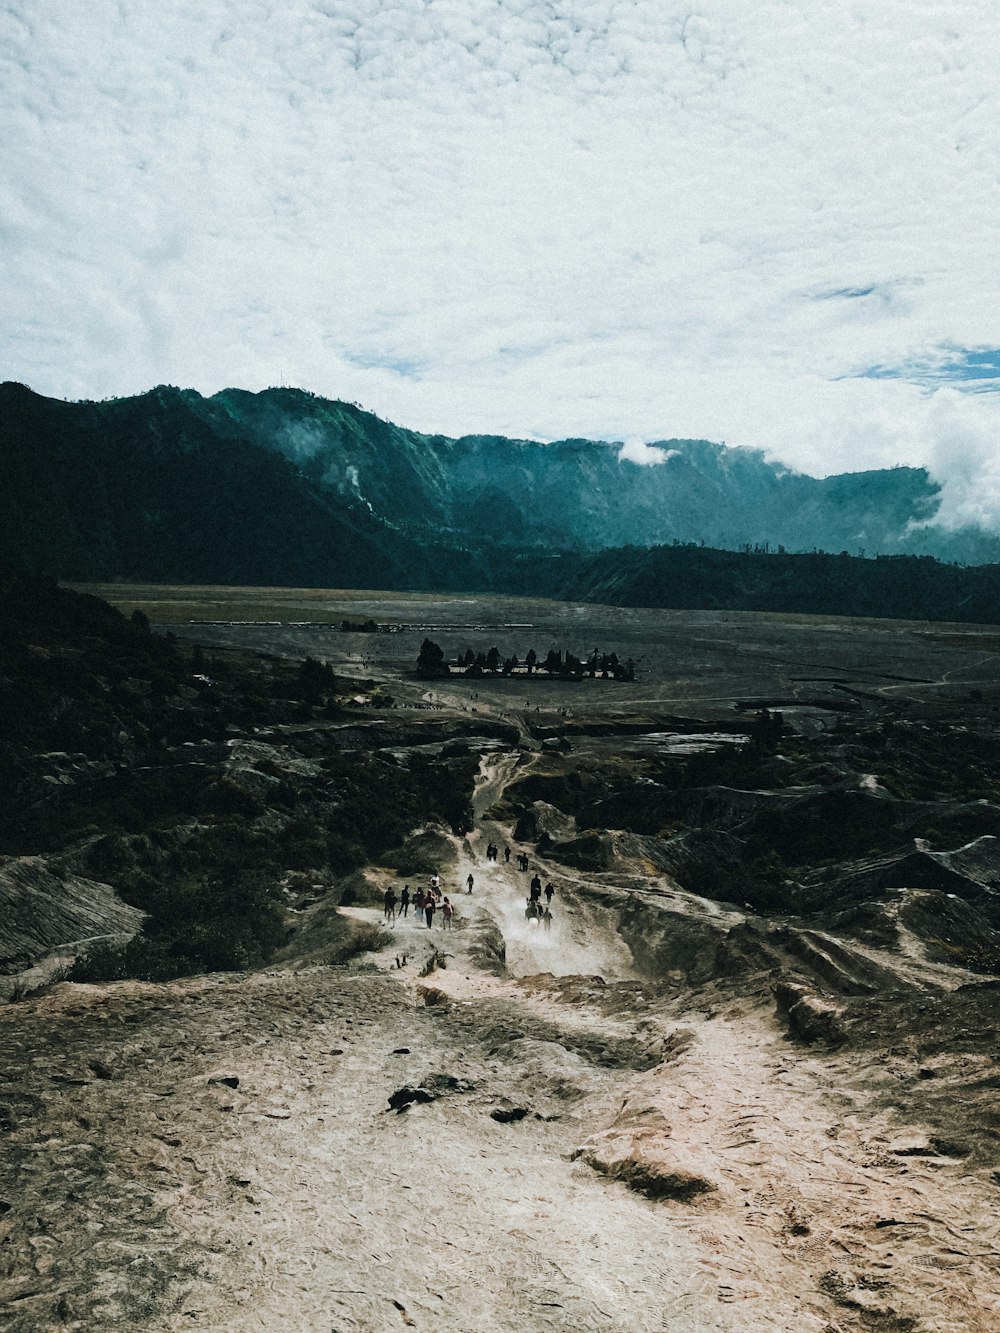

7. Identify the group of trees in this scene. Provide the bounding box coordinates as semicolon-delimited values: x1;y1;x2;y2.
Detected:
416;638;635;681
567;544;1000;623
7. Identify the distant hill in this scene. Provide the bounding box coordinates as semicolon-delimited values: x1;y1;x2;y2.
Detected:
2;380;1000;622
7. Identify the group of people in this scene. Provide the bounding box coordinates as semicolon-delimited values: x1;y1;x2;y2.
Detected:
525;871;555;930
528;872;555;905
383;879;455;929
526;901;554;930
380;847;557;936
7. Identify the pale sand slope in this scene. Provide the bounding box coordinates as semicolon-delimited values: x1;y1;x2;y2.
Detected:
2;757;998;1331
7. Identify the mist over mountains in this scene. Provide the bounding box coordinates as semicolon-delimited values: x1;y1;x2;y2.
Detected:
3;381;1000;620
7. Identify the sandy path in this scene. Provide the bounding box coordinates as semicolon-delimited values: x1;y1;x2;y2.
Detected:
604;1004;1000;1333
8;958;996;1332
363;752;637;981
458;753;639;981
2;969;752;1333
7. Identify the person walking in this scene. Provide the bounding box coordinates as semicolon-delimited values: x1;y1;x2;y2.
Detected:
400;884;411;917
383;888;397;923
442;896;454;929
544;882;554;905
504;846;510;864
414;886;425;919
466;872;474;895
424;895;436;928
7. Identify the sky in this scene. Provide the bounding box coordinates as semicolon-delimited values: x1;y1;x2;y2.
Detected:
3;1;1000;525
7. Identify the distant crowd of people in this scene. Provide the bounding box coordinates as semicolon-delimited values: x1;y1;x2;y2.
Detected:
380;846;556;934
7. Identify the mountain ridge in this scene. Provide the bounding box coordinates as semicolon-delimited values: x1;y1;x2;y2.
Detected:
4;381;1000;622
201;384;950;557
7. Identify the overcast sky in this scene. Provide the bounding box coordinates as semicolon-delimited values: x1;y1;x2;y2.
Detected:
3;1;1000;522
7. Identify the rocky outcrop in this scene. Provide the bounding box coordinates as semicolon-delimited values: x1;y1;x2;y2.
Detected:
775;981;846;1044
896;889;1000;969
0;856;143;974
543;830;616;871
612;886;914;995
576;1105;718;1202
881;838;1000;898
806;836;1000;920
465;910;507;976
768;927;905;995
512;799;576;846
932;834;1000;888
383;829;456;879
616;899;734;985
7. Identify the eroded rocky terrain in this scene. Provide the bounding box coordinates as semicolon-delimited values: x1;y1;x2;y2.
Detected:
3;583;1000;1330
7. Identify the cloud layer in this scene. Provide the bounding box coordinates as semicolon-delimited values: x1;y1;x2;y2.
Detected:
3;1;1000;518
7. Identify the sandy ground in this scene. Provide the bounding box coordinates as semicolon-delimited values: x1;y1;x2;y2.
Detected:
3;755;999;1332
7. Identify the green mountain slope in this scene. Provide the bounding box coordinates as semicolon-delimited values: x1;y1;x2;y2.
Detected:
3;380;1000;622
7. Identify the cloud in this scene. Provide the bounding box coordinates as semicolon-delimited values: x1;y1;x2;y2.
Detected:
617;439;678;466
3;2;1000;521
920;391;1000;530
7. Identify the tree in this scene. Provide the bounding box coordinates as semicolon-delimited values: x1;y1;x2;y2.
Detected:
486;646;501;673
416;638;449;677
525;649;537;675
298;656;335;704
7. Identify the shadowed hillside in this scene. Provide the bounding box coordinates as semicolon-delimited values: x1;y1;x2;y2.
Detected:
0;383;495;590
0;575;484;978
